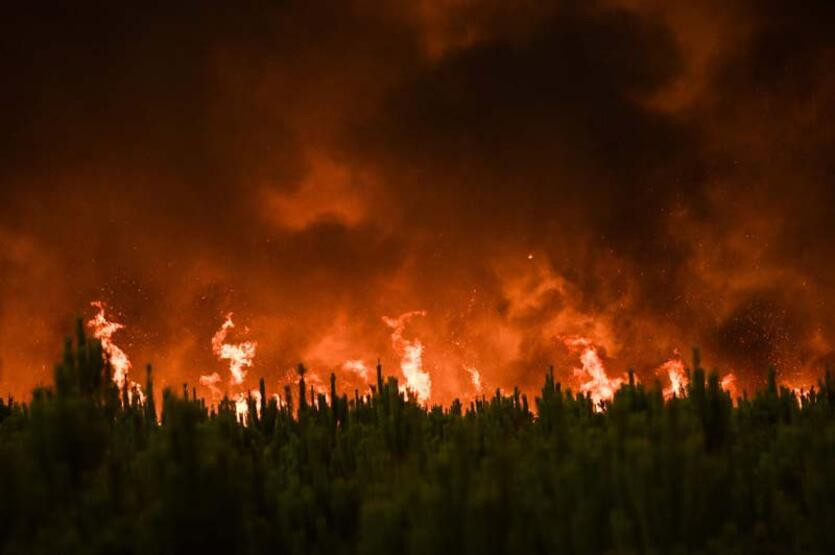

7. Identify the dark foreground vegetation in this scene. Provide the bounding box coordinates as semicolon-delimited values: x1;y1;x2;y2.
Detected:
0;326;834;555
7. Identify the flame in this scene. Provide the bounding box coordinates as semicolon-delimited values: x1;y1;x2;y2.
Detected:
303;370;332;402
721;372;738;399
234;393;249;423
234;389;263;424
466;366;482;392
659;350;688;399
129;382;146;404
211;313;257;385
88;301;132;388
199;372;222;399
342;359;369;381
383;310;431;403
87;301;146;403
564;336;624;409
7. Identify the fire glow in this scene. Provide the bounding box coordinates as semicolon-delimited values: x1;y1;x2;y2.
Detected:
88;301;132;388
87;301;144;403
659;350;688;400
564;336;625;409
382;310;431;403
466;366;482;393
82;299;815;411
0;0;831;424
211;313;257;386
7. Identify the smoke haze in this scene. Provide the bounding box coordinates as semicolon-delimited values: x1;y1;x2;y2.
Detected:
1;0;834;402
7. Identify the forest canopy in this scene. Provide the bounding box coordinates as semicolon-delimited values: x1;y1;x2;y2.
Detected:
0;327;833;554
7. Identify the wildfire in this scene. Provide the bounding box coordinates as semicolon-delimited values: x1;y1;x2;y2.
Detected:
199;372;222;399
234;389;262;424
659;350;688;400
342;359;369;381
211;313;257;385
721;373;738;399
382;310;431;403
87;301;146;403
302;370;332;401
466;366;482;392
564;336;624;409
88;301;132;388
235;392;249;423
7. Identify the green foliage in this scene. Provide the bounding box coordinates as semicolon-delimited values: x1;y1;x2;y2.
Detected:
0;329;833;554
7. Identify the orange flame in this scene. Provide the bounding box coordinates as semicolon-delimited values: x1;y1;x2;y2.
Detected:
721;372;738;400
87;301;145;403
234;392;249;423
466;366;482;392
564;336;624;409
302;370;332;402
88;301;132;388
199;372;222;399
234;389;262;424
382;310;431;403
659;350;688;400
342;359;369;381
211;313;257;385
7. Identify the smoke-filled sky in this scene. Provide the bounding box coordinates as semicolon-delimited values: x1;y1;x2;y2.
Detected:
1;0;834;403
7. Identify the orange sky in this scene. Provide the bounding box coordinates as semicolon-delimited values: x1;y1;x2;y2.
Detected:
1;1;834;404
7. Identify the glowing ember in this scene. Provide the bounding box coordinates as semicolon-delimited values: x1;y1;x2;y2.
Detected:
466;366;482;392
383;310;431;403
211;313;257;385
564;336;624;409
659;350;688;399
88;301;132;389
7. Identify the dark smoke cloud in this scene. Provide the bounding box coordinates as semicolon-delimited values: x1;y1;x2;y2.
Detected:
0;0;833;400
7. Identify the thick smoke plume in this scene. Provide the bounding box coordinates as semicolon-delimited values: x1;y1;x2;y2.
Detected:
1;1;834;402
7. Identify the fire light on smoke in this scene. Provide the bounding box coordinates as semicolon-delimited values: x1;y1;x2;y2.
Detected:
466;366;482;392
199;372;222;399
564;336;624;409
302;370;332;402
88;301;132;389
383;310;431;403
342;359;369;381
659;350;688;400
211;313;257;385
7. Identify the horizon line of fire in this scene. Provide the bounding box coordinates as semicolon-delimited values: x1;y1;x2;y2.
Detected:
87;300;820;421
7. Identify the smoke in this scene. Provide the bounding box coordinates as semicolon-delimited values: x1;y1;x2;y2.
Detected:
0;0;833;401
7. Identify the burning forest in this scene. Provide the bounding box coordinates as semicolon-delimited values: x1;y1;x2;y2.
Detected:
1;0;835;553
